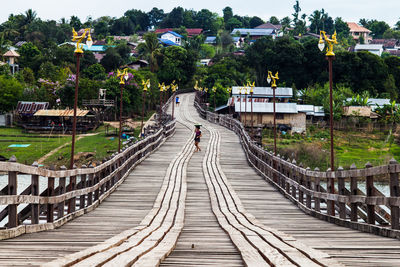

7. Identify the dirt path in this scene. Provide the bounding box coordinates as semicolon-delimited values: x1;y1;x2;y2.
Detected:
37;133;99;164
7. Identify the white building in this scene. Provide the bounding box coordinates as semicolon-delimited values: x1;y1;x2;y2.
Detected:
160;31;182;46
354;44;384;56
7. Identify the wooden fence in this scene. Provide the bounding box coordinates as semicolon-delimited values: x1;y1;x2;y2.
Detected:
0;102;176;240
195;94;400;239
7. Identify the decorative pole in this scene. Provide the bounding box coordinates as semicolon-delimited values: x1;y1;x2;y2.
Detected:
267;71;279;156
244;87;248;128
70;28;93;169
239;87;242;122
158;83;164;123
212;86;217;111
250;82;255;137
171;82;178;119
141;79;150;136
319;30;338;216
117;68;129;153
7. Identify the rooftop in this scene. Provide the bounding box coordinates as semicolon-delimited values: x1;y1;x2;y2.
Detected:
3;50;20;57
347;22;371;33
234;102;298;113
231;28;275;36
255;23;282;30
232;86;293;97
161;31;183;38
354;44;384;51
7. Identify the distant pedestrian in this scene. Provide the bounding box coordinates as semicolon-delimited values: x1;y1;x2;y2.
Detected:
194;125;202;152
176;96;180;106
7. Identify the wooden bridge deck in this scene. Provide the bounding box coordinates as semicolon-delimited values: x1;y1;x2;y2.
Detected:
1;92;400;266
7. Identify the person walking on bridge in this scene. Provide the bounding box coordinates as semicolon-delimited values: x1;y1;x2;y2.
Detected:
194;124;202;152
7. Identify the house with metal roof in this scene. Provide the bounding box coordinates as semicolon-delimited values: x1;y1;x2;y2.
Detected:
227;86;306;133
354;44;384;56
231;28;275;40
160;31;182;46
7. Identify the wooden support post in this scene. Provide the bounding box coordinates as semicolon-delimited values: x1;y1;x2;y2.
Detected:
305;167;312;209
47;176;55;223
8;156;18;228
80;165;87;209
31;162;39;225
291;160;297;199
350;164;358;222
68;165;77;214
365;162;375;225
326;167;335;216
314;168;321;212
58;166;67;219
389;159;399;229
87;164;94;206
337;166;346;219
298;164;304;204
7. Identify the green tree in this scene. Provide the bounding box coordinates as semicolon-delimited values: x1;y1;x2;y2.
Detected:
101;47;123;71
82;63;107;80
249;16;264;28
137;32;162;72
69;15;82;30
223;7;233;22
199;44;216;58
0;75;23;112
157;46;197;85
148;7;165;28
269;16;280;25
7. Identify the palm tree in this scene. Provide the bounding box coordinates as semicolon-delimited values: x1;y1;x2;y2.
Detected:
24;9;37;25
138;32;161;72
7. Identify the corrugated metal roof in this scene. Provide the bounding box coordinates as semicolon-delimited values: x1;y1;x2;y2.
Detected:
354;44;383;51
231;28;275;36
17;101;49;114
34;109;89;117
162;31;183;38
234;102;298;113
205;36;216;44
232;87;292;97
158;38;179;46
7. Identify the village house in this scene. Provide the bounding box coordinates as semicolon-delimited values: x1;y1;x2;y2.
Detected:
354;44;384;56
160;31;182;46
230;28;276;40
155;28;203;37
347;22;372;43
228;87;307;133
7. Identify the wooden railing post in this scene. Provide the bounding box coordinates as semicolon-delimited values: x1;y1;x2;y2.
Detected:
314;168;321;212
298;163;304;205
305;167;312;209
8;156;18;228
68;165;77;214
285;159;291;194
80;165;87;209
47;165;55;223
326;167;334;216
389;158;399;229
291;159;297;199
350;164;358;222
337;166;346;219
365;162;375;225
87;164;94;206
58;166;67;219
31;161;40;225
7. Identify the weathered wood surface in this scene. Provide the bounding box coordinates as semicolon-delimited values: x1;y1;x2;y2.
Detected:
0;123;184;266
209;108;400;266
160;95;243;267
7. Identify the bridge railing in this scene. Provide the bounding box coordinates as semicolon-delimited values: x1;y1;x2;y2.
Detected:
194;94;400;239
0;102;176;240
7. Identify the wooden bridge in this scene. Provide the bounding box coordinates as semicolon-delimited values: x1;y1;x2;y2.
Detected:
1;93;400;266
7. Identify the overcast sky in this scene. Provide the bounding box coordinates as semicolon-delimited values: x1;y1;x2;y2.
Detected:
1;0;399;27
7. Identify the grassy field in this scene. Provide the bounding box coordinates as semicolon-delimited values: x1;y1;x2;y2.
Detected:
262;127;400;170
0;127;70;165
0;125;140;167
